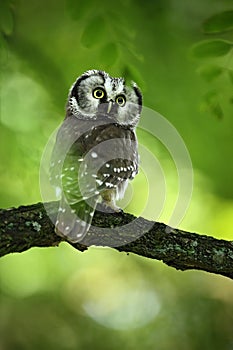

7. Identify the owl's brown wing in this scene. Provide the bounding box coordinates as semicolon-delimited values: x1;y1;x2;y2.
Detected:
50;115;93;189
50;116;99;242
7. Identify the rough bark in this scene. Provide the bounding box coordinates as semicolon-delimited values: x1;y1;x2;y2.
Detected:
0;202;233;280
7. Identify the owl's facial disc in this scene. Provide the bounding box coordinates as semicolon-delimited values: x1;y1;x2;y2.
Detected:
68;70;142;126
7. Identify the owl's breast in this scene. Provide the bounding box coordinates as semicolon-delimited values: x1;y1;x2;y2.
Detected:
58;120;139;195
81;123;139;185
82;123;136;153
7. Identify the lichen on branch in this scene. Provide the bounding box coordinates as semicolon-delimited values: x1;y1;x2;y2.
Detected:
0;202;233;280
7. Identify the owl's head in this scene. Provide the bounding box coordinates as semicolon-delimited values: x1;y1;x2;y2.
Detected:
67;70;142;127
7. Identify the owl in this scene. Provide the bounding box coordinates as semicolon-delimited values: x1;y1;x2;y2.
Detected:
50;69;142;243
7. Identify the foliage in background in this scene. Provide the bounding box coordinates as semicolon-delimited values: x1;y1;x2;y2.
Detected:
0;0;233;349
191;10;233;119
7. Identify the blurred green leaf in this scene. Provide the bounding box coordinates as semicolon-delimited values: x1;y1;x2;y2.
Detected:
110;11;135;39
66;0;93;21
203;10;233;34
0;1;14;35
99;42;118;66
123;64;146;90
81;16;106;48
198;64;223;82
202;90;224;119
191;39;233;58
211;102;223;119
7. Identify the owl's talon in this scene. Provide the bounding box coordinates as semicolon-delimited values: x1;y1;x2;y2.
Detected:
54;226;66;240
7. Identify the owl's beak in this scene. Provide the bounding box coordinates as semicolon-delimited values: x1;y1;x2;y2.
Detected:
107;100;113;114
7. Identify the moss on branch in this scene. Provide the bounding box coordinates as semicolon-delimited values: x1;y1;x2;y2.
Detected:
0;202;233;279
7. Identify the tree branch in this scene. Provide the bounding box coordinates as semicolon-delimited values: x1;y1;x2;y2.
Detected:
0;202;233;279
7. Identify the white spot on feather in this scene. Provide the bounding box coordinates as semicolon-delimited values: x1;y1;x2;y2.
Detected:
55;187;61;197
106;182;114;188
91;152;98;158
96;179;103;186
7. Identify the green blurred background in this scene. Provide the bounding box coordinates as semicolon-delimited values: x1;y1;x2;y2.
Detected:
0;0;233;349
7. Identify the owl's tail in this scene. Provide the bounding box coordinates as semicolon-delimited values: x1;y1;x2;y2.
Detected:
55;196;97;243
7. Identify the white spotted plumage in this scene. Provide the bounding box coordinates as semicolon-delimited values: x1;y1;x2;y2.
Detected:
50;69;142;243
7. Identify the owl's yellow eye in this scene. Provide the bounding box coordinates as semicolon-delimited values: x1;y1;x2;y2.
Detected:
116;95;126;106
93;88;105;99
